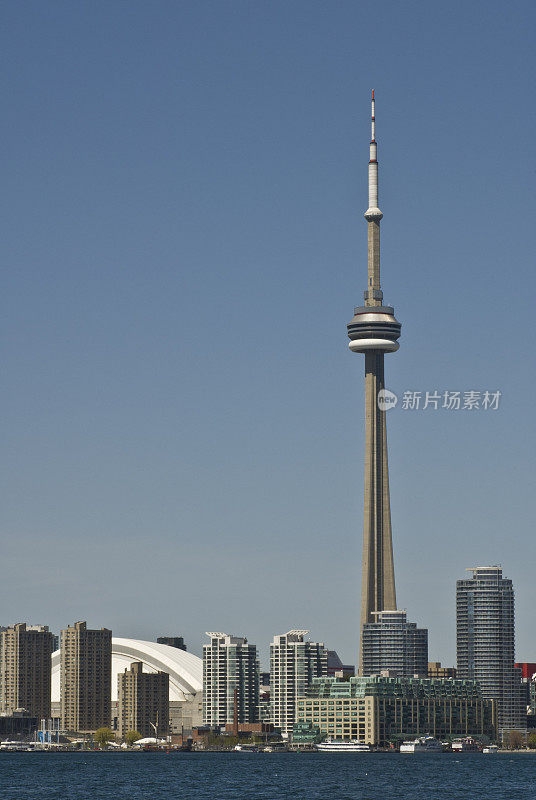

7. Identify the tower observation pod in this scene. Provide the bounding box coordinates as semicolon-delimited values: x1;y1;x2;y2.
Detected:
347;92;401;674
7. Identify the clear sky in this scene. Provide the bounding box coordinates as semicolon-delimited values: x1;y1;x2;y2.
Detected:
1;0;534;667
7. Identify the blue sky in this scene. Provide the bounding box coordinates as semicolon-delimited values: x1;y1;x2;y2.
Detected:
1;0;534;666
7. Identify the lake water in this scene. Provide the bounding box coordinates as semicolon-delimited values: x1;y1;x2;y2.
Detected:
0;752;535;799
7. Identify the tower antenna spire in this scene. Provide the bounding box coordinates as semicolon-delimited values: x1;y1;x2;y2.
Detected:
364;90;383;305
365;89;381;227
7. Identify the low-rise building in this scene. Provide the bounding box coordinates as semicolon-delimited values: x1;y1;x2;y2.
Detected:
292;721;322;745
515;664;536;730
514;663;536;680
0;710;38;740
428;662;457;679
296;675;496;746
169;693;203;736
529;681;536;728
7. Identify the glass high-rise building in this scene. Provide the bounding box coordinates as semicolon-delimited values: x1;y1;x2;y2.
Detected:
361;611;428;678
269;630;327;737
202;633;259;726
456;566;525;736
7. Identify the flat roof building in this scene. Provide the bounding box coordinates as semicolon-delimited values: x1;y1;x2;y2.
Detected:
270;630;327;737
296;675;496;746
428;662;457;679
203;633;259;727
118;662;169;739
457;567;525;736
157;637;186;651
361;611;428;678
0;623;54;721
60;621;112;733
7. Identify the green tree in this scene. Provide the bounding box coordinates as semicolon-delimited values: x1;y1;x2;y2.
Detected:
94;727;115;747
124;731;143;747
505;730;523;750
527;733;536;750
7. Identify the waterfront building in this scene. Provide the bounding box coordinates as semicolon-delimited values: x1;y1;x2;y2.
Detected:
60;621;112;733
361;611;427;677
515;664;536;730
0;709;38;740
270;630;327;737
117;661;169;738
456;567;526;736
202;633;259;727
0;623;54;720
530;681;536;726
292;721;322;746
428;662;457;679
346;93;402;673
157;636;186;651
296;675;496;746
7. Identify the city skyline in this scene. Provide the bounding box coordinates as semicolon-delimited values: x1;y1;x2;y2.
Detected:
1;1;535;667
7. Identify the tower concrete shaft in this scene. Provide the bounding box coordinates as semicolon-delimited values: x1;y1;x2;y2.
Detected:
347;92;401;674
362;351;397;628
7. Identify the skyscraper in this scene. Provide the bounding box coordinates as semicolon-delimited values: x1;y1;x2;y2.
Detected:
202;632;259;727
361;610;428;678
0;623;54;720
347;93;401;673
118;662;169;739
456;567;525;736
60;621;112;733
269;630;327;737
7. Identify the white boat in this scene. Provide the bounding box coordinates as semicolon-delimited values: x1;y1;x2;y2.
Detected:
451;737;479;753
483;744;498;754
0;741;32;751
316;738;370;752
400;736;443;753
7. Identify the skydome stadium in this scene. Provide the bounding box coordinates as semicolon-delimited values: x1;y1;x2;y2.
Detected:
51;637;202;702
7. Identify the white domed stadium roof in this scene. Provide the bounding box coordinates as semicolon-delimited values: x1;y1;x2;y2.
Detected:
51;637;202;703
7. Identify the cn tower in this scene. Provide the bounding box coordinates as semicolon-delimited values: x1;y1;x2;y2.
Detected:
347;92;401;673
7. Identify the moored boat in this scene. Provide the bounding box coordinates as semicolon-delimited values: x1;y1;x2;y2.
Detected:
316;738;370;752
451;737;480;753
399;736;443;753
